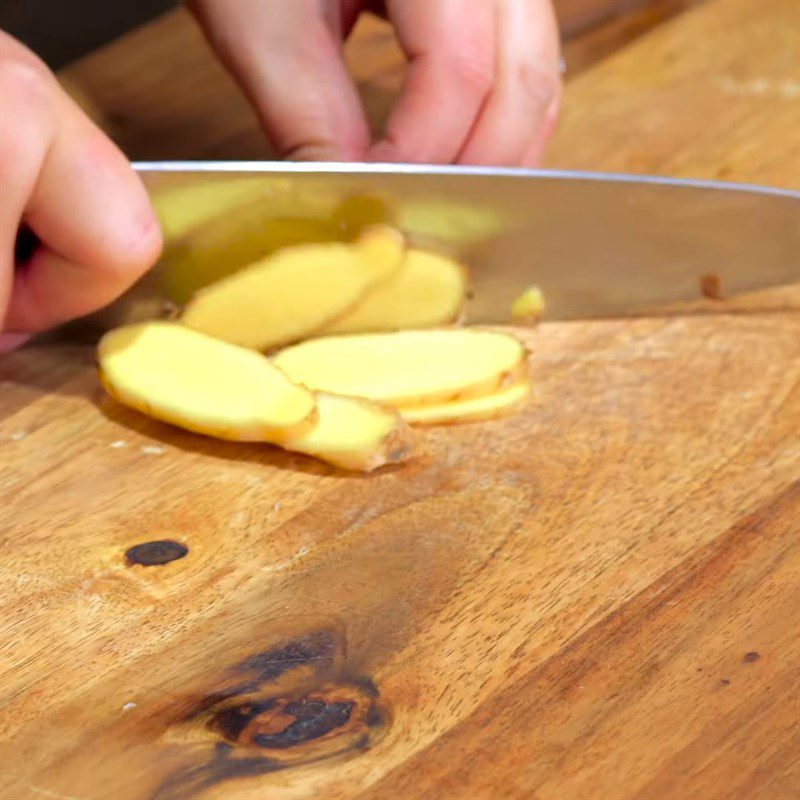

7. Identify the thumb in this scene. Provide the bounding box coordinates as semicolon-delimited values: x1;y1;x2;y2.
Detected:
187;0;370;161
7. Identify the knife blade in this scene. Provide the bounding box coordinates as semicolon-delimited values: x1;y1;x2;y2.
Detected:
132;162;800;323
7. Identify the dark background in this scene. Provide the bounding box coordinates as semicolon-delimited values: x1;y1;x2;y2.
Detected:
1;0;648;71
1;0;177;68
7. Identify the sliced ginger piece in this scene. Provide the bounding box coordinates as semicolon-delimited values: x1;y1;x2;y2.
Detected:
510;285;545;325
273;329;526;406
161;213;342;306
399;379;531;425
322;248;467;335
178;227;404;350
180;240;373;350
282;392;412;471
352;224;405;285
98;322;315;442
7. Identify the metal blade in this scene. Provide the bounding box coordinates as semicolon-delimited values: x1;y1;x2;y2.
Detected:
134;162;800;322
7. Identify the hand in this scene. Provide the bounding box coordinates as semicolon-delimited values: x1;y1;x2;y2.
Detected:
0;32;162;346
186;0;562;167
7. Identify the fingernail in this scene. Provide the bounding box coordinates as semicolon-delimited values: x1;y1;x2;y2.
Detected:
0;332;32;354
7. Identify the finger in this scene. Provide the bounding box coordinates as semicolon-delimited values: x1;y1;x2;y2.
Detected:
521;91;562;168
0;332;31;354
187;0;369;161
457;0;562;167
367;0;495;164
0;33;162;333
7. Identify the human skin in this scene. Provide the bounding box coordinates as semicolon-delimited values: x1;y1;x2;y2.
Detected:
1;1;561;343
186;0;562;166
0;31;162;346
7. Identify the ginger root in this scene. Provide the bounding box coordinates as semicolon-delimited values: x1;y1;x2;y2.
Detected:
161;207;342;306
351;224;405;285
322;248;467;335
510;285;545;325
282;392;412;471
399;379;531;425
98;322;413;471
98;322;316;442
179;241;369;350
273;329;527;406
97;224;537;472
179;227;404;351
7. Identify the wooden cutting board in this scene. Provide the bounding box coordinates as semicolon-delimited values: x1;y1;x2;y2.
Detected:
1;314;798;800
2;1;799;798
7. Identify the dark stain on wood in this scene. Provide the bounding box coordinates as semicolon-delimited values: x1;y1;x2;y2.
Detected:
743;651;761;663
126;540;188;566
251;699;354;749
151;626;391;800
206;682;385;754
351;675;380;698
208;699;280;743
236;630;337;681
700;272;724;300
150;748;280;800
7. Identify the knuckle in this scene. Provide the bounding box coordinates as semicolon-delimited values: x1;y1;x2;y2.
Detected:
0;48;53;172
516;61;562;107
446;48;494;95
0;111;27;173
0;39;51;100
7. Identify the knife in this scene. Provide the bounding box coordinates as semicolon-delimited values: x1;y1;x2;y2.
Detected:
127;162;800;324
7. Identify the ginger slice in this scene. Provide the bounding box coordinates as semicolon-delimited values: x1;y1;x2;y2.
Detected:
152;177;267;241
322;248;467;335
98;322;315;442
179;240;373;350
273;329;526;406
161;210;342;305
399;379;531;425
282;392;413;471
352;224;405;285
510;285;546;325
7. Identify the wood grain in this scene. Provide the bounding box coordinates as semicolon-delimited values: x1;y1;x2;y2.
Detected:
560;0;702;76
3;2;799;798
546;0;800;189
1;314;798;800
360;482;800;800
639;282;800;316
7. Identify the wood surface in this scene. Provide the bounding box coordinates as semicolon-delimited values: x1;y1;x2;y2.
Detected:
547;0;800;189
2;314;799;800
2;0;800;798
